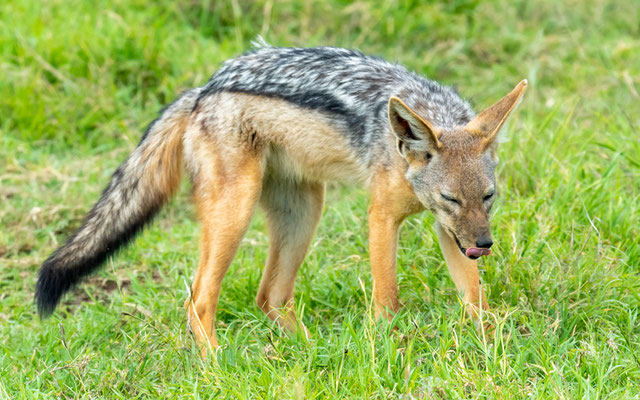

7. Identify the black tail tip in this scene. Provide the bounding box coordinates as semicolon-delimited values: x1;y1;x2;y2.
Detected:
35;261;72;318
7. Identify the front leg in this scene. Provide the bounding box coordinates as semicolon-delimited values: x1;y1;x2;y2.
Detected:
435;222;489;323
368;169;424;320
369;207;402;319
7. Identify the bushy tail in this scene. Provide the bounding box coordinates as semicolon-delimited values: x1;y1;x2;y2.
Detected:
35;89;199;316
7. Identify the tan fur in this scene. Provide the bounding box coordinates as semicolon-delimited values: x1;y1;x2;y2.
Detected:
142;115;186;199
186;143;264;354
187;93;371;185
369;167;424;318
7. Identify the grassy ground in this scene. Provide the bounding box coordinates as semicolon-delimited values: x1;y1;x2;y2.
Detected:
1;0;639;398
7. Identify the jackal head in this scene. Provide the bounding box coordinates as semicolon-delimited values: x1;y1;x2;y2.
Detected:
389;80;527;259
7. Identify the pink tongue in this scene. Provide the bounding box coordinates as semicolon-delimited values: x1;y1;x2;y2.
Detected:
466;247;492;257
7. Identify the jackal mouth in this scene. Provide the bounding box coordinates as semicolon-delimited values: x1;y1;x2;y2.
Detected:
449;229;480;260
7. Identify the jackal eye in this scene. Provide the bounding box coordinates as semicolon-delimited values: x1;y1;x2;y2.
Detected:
483;191;495;202
441;193;459;204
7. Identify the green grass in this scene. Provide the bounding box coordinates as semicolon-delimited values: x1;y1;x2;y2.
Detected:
1;0;639;398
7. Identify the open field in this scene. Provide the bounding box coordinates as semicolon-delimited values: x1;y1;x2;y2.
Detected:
1;0;639;398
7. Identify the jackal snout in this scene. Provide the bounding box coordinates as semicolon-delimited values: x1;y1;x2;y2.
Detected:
426;187;493;257
460;211;492;247
452;209;494;258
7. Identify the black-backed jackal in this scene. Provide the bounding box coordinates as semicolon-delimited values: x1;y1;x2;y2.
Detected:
36;45;527;354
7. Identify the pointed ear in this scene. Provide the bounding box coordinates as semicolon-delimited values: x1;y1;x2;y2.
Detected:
466;79;528;146
388;97;441;159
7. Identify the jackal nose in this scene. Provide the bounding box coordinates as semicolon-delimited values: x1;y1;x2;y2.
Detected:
476;239;493;249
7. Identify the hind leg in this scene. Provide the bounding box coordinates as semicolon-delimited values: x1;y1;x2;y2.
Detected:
256;178;325;335
186;149;263;355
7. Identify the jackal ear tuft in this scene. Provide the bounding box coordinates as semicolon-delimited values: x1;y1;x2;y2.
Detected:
466;79;527;147
388;97;441;159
